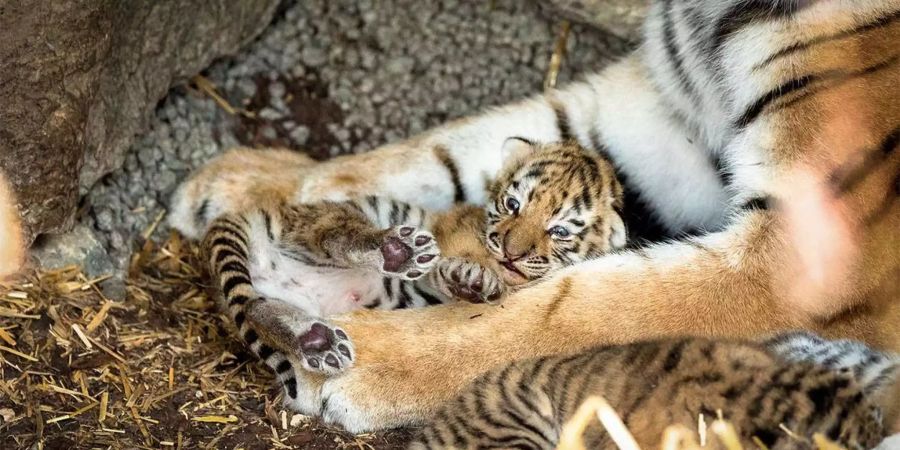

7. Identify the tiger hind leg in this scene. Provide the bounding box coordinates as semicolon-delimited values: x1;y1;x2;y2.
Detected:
203;211;357;375
245;297;355;375
205;202;441;376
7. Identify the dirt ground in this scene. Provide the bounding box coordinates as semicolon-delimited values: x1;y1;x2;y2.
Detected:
0;233;413;449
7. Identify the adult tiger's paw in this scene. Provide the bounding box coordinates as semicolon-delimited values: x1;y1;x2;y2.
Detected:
380;225;440;280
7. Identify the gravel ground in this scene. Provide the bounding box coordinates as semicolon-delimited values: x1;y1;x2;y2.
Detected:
82;0;629;270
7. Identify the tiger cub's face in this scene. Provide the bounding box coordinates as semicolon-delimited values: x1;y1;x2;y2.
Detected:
485;138;626;286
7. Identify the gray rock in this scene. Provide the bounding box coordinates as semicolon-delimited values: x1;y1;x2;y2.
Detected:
290;126;311;145
31;224;117;282
157;170;178;197
261;125;279;140
269;82;287;100
301;46;329;67
385;56;415;75
237;78;258;98
95;209;115;232
538;0;648;41
258;107;284;121
0;0;281;245
174;127;188;143
334;128;351;145
137;147;157;167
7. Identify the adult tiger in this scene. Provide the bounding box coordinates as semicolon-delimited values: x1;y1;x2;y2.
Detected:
169;0;900;433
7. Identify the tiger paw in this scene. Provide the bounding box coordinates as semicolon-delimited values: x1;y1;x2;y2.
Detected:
297;322;355;376
434;257;504;304
380;226;440;280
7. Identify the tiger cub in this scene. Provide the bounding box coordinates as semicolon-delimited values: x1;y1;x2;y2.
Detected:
411;331;899;450
428;137;626;303
187;138;625;390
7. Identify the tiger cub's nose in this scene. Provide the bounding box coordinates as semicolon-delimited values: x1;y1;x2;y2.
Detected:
502;231;533;261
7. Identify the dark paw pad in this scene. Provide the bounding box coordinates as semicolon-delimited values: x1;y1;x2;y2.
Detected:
297;322;355;375
299;323;331;352
381;236;413;273
380;225;440;279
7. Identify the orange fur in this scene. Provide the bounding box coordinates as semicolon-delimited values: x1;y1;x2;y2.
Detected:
0;172;24;279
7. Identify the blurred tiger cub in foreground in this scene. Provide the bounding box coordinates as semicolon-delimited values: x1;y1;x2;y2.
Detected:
412;331;900;450
169;139;625;396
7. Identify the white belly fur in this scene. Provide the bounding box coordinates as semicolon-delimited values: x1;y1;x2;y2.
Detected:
247;234;383;317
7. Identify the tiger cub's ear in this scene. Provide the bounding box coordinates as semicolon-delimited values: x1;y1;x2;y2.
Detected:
500;137;538;166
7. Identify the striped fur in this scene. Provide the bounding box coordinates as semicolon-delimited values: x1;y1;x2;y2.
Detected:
766;331;900;426
412;333;896;450
426;139;627;302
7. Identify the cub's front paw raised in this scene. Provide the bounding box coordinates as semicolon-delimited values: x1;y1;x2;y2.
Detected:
434;258;504;304
298;322;355;376
380;226;439;280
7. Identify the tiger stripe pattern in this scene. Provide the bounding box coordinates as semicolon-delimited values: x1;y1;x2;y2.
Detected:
766;330;900;426
412;333;897;450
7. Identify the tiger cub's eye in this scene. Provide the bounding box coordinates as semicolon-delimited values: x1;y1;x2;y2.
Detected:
549;226;570;238
505;197;520;214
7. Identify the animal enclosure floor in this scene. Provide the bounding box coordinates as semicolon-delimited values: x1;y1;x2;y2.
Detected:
0;233;412;449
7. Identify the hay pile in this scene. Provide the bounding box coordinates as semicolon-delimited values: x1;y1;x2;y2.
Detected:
0;232;409;449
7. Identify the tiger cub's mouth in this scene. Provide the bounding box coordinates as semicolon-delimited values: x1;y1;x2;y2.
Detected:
499;260;529;286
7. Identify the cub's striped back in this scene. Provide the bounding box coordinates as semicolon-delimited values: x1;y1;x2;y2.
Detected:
412;334;891;450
